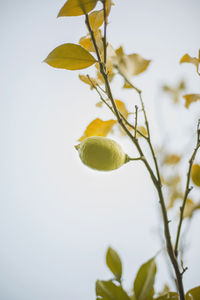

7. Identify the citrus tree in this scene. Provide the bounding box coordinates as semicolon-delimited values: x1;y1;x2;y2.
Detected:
44;0;200;299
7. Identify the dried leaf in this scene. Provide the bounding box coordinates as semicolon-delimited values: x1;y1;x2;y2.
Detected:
163;154;181;165
183;94;200;108
79;118;116;141
115;100;129;119
57;0;98;17
44;43;96;70
180;54;199;68
89;10;104;31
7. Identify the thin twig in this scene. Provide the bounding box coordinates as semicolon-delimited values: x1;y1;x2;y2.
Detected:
134;105;138;139
102;0;107;67
174;121;200;257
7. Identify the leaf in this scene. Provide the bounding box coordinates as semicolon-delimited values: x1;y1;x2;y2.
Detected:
115;100;129;119
191;164;200;187
89;10;104;31
96;280;130;300
79;74;99;89
105;0;113;16
183;94;200;108
79;30;103;53
136;126;148;138
167;190;183;210
186;286;200;300
96;101;103;107
162;80;186;104
57;0;98;17
44;43;96;70
183;198;200;219
180;54;199;68
114;46;151;80
154;292;179;300
134;257;157;300
78;118;117;141
123;81;133;89
128;54;151;76
101;43;117;74
106;247;122;280
163;154;181;165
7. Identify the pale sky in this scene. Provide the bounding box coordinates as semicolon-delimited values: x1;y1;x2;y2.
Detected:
0;0;200;299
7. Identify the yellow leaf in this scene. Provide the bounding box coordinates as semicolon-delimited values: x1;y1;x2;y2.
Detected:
44;43;96;70
114;46;151;79
191;164;200;187
79;118;117;141
88;10;104;31
162;80;186;104
128;54;151;76
115;100;129;119
123;81;133;89
105;0;113;17
96;101;103;107
79;30;103;53
79;74;99;89
183;94;200;108
180;54;199;68
163;154;181;165
164;175;180;187
101;43;116;74
136;126;148;138
115;46;124;57
167;190;183;209
184;198;196;218
57;0;98;17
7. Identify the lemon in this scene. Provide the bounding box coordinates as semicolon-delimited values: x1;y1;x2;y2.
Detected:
191;164;200;187
75;136;128;171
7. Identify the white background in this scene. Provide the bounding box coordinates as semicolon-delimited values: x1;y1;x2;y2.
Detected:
0;0;200;299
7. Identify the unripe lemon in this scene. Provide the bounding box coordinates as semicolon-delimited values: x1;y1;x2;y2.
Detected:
75;136;128;171
191;164;200;187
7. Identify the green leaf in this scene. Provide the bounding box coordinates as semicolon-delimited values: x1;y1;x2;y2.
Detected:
186;286;200;300
44;43;96;70
154;292;179;299
106;247;122;280
96;280;130;300
133;257;157;300
58;0;98;17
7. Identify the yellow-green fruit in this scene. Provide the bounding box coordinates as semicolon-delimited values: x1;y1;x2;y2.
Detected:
76;136;128;171
191;164;200;187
